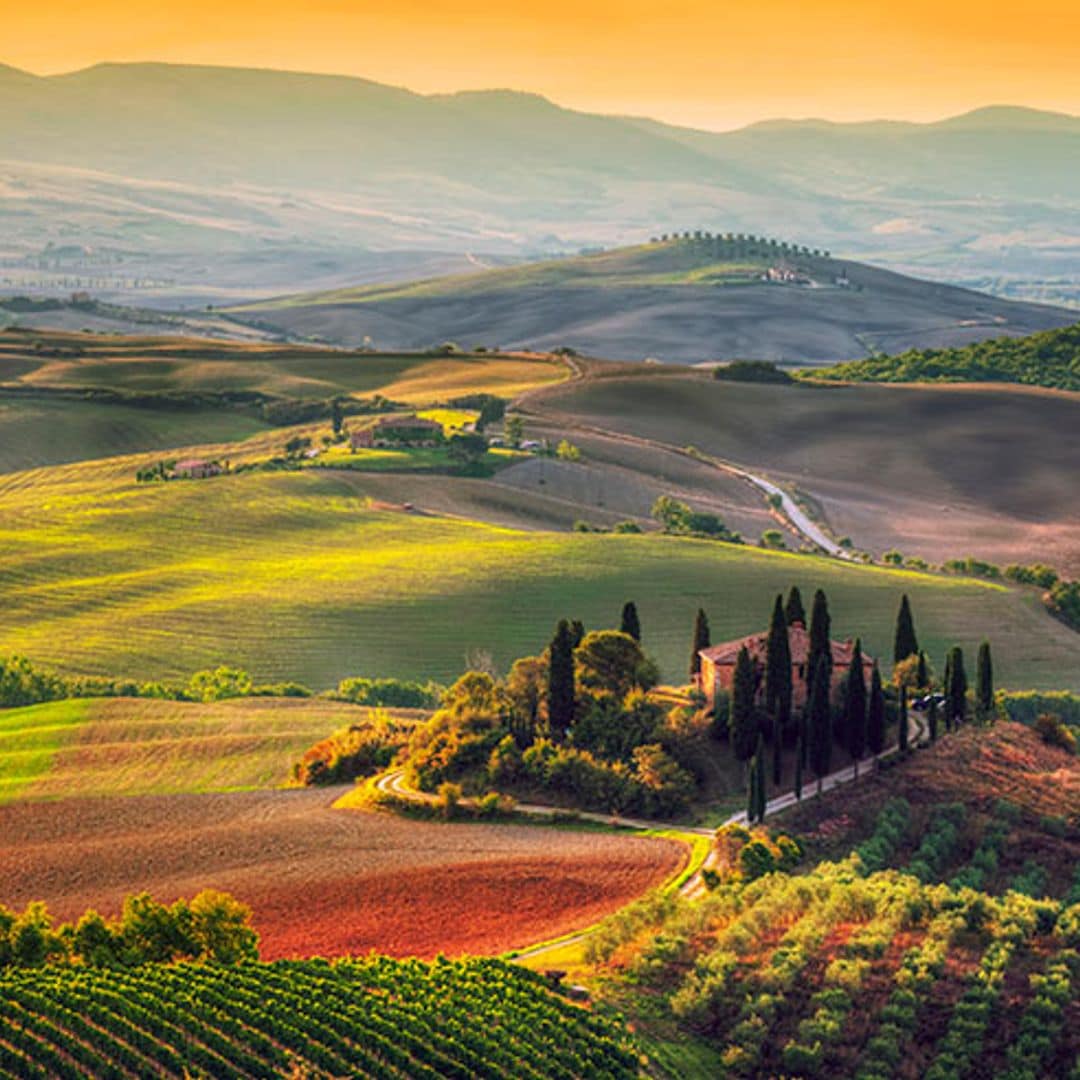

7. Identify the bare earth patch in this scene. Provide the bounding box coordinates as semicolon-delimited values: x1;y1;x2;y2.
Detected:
0;788;683;959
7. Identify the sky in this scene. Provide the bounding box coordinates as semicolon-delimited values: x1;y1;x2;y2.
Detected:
6;0;1079;131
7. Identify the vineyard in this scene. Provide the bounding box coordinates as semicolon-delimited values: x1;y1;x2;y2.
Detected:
588;859;1080;1078
0;957;638;1079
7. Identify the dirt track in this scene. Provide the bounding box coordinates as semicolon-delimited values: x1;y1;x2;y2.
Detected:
0;787;682;959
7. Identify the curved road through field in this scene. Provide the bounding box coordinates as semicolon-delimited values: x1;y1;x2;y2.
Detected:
514;357;853;558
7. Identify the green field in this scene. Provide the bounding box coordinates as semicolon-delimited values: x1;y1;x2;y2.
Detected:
0;696;399;804
0;396;268;475
2;453;1079;691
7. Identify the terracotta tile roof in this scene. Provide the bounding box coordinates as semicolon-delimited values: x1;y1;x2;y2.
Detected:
700;622;872;667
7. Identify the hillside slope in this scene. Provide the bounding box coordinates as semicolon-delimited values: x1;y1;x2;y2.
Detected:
233;238;1073;363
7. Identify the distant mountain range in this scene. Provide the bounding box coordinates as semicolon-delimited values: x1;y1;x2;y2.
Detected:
1;62;1078;307
231;237;1076;364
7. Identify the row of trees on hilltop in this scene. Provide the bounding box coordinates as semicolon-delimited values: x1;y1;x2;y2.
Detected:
650;231;830;258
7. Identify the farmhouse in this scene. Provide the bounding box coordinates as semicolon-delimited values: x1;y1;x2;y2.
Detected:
172;459;221;479
696;622;874;710
351;415;444;450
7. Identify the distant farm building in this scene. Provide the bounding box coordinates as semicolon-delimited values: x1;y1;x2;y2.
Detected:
351;416;444;450
172;459;222;479
696;622;874;710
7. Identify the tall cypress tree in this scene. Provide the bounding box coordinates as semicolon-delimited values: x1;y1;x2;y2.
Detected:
867;661;886;762
794;734;804;800
928;696;939;742
893;594;919;663
570;620;586;648
845;639;867;777
898;685;909;753
948;646;967;729
690;608;710;680
916;650;929;690
976;641;993;722
755;737;767;822
547;619;576;741
746;746;758;822
772;723;783;785
729;646;758;764
765;595;793;741
807;589;832;705
808;654;832;795
620;601;641;643
785;586;807;627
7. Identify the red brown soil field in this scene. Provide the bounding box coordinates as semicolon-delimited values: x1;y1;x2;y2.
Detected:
0;788;683;959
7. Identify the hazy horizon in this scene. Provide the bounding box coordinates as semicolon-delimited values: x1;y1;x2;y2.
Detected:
6;0;1079;131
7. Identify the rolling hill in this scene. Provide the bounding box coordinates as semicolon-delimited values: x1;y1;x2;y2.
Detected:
1;444;1079;691
232;237;1074;363
1;62;1078;305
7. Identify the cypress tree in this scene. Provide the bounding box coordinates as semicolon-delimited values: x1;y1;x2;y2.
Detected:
928;695;939;742
755;736;767;821
893;594;919;663
845;639;867;777
976;641;994;722
765;594;793;741
898;685;909;753
729;646;758;764
948;646;967;729
746;748;758;822
867;661;886;761
807;589;832;704
916;650;929;690
808;654;832;795
785;586;807;627
772;720;783;785
570;620;586;648
689;608;710;680
620;601;642;643
547;620;576;741
794;734;804;800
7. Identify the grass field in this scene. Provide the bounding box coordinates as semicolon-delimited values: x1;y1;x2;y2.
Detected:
0;696;405;805
536;371;1080;575
2;453;1079;691
0;329;565;405
0;396;268;474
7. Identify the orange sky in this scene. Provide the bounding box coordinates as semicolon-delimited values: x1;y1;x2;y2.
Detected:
7;0;1079;130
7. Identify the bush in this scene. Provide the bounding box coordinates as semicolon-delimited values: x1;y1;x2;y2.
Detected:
335;676;440;709
185;666;252;703
1033;713;1078;753
292;712;410;785
713;360;794;384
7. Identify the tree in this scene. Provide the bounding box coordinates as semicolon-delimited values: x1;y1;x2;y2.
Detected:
746;742;759;822
867;661;886;761
916;650;929;689
331;397;345;436
690;607;710;680
620;601;642;643
893;594;919;663
555;440;581;462
784;586;806;627
772;723;783;785
729;646;758;764
845;640;867;777
794;734;804;800
447;432;488;468
570;620;586;648
808;655;832;794
765;595;793;741
928;696;939;742
756;739;767;821
976;641;994;722
504;415;524;447
575;630;656;699
807;589;832;704
947;646;967;729
547;620;575;740
898;685;909;753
